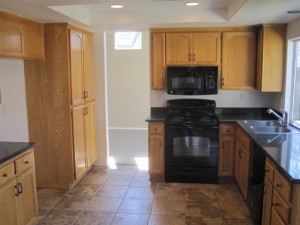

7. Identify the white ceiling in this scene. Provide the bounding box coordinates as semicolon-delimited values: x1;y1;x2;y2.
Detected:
0;0;300;31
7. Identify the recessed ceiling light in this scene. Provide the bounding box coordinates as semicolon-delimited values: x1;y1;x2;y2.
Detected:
185;2;199;6
110;4;124;9
287;10;300;14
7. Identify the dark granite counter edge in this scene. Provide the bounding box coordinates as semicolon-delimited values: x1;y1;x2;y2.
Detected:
0;142;37;164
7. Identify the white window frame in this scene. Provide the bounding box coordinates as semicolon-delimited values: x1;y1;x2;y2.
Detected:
114;32;142;50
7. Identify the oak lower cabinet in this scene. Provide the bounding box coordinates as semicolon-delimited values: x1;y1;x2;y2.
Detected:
218;123;235;177
0;150;38;225
262;158;300;225
0;10;44;60
24;23;97;190
151;32;166;90
256;25;286;92
234;127;251;200
221;31;257;90
148;122;165;180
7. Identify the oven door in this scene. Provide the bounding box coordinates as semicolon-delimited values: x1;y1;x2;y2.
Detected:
165;126;219;167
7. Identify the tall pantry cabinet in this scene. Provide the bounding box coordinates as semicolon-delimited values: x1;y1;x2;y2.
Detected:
24;23;97;190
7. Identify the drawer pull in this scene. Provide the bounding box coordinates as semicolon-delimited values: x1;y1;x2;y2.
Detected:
276;184;282;188
24;160;30;164
2;173;7;178
274;202;281;207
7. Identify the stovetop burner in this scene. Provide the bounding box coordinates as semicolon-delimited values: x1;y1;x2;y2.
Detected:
165;99;219;128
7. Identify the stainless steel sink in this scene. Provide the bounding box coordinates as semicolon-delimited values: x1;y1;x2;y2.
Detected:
243;120;281;127
250;126;291;134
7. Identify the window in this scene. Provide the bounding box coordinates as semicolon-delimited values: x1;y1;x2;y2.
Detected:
290;39;300;127
114;32;142;50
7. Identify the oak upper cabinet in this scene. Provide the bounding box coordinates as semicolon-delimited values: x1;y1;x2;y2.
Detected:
234;127;251;200
24;24;97;190
151;32;165;90
0;150;38;225
0;10;44;60
257;25;286;92
0;14;23;58
22;20;45;60
166;32;220;65
218;123;235;177
70;28;85;106
148;122;165;180
221;31;257;90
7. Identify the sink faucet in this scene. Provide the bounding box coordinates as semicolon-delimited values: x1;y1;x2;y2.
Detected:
267;109;289;127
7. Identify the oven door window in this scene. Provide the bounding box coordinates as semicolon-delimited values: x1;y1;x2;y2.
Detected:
173;136;210;157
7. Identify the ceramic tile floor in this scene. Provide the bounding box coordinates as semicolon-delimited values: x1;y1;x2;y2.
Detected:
35;165;255;225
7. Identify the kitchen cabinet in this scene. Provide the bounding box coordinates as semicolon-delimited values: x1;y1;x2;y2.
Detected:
262;158;300;225
151;32;165;90
0;10;44;60
234;127;251;200
221;31;257;90
148;122;165;180
0;150;38;225
24;23;97;190
166;32;220;65
218;123;235;177
256;25;286;92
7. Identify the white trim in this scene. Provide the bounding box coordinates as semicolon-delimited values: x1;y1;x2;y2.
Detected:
108;127;148;131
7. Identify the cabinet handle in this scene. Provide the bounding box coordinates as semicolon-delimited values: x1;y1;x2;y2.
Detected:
2;173;7;178
84;91;89;99
239;149;243;159
17;183;23;194
273;202;281;207
192;54;195;61
227;129;230;133
265;169;269;174
14;185;19;197
25;160;29;164
276;183;282;188
188;54;191;61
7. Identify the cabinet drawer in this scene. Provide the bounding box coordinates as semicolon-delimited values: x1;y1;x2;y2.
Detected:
272;190;291;224
0;163;15;185
265;159;275;182
271;207;286;225
149;123;164;135
220;124;235;136
236;128;250;149
274;170;292;203
15;152;34;175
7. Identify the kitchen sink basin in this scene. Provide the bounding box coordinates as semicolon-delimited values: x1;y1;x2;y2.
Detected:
243;120;281;127
250;126;291;134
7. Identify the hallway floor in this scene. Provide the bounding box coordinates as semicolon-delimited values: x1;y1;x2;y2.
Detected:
36;165;255;225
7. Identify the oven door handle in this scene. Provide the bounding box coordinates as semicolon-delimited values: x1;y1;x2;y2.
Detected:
166;125;218;130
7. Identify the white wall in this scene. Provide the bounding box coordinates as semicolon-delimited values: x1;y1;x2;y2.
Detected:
151;89;274;107
0;59;28;141
93;32;109;166
106;32;150;128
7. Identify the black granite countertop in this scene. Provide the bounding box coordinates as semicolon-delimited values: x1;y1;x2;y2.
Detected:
237;121;300;183
145;107;167;122
0;142;37;164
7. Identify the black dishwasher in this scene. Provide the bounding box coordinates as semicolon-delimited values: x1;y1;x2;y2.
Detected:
248;143;266;225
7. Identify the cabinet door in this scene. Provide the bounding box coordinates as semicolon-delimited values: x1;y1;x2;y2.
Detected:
22;20;44;60
70;29;84;106
151;32;165;89
148;135;164;178
218;136;235;176
193;32;220;65
72;105;87;180
0;17;23;57
83;32;95;102
262;178;273;225
85;101;97;167
0;179;19;225
17;168;38;225
221;31;257;90
166;33;192;65
257;25;286;92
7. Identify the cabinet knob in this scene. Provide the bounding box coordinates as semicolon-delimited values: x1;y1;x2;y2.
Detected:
227;129;230;133
276;183;282;188
25;160;29;164
2;173;7;178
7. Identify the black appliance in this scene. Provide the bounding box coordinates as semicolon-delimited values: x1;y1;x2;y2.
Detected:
167;66;218;95
248;143;266;225
165;99;219;183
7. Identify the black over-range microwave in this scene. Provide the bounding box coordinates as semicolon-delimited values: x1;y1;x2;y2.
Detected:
166;66;218;95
